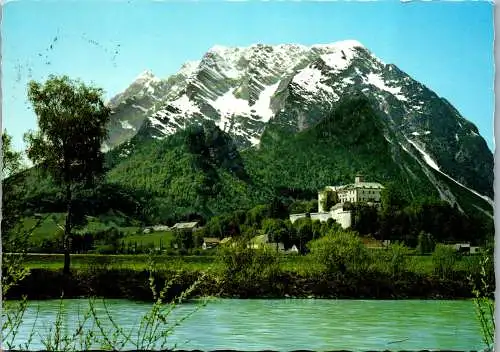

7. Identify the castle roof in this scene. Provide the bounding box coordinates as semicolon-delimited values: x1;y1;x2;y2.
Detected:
339;182;384;190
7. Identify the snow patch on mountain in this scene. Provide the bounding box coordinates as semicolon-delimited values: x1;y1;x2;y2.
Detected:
120;120;136;130
204;81;282;127
249;135;260;146
170;94;201;115
132;104;148;113
292;67;336;97
399;143;410;153
365;73;407;101
411;131;431;136
401;140;462;210
406;138;440;171
178;61;201;77
149;116;173;136
407;137;493;205
320;52;352;72
311;39;364;52
292;68;323;94
208;44;237;54
251;82;280;122
318;42;360;72
213;89;249;118
472;204;494;219
342;77;355;85
133;70;160;96
135;70;159;83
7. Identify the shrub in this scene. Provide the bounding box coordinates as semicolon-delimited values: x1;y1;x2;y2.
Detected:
416;231;435;255
384;242;410;277
216;241;281;285
432;244;458;279
95;244;118;255
319;189;338;212
469;249;495;349
307;229;370;275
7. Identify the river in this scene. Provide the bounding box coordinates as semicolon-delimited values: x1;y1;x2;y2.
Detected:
2;298;484;351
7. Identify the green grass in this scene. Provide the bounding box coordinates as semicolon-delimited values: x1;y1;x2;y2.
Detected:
119;226;142;235
17;253;216;271
11;213;145;250
15;252;480;277
121;231;174;249
17;213;66;242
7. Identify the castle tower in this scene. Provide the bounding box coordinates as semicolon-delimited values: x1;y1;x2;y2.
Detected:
355;173;364;184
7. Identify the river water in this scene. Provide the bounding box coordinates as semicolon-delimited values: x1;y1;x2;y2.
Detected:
2;298;484;351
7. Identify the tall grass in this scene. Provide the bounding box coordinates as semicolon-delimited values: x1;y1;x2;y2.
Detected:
469;250;495;350
2;214;47;350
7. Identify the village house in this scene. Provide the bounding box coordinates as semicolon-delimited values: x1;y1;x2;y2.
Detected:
248;234;268;249
220;237;233;245
143;224;171;234
246;234;286;251
268;242;285;251
152;225;171;232
451;242;480;255
290;174;384;229
171;222;199;239
202;237;221;250
171;221;199;232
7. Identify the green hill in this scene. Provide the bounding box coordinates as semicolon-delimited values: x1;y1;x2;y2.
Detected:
4;97;492;241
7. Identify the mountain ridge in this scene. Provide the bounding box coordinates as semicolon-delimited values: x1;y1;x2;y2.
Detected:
103;40;493;205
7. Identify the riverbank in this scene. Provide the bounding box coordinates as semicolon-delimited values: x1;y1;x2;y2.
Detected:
5;268;478;301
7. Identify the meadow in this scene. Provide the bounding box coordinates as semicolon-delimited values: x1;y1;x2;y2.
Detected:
17;250;481;276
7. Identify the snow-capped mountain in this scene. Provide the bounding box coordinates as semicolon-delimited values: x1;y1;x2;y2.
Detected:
106;40;493;204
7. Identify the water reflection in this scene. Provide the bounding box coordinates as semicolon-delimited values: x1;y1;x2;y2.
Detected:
3;298;483;351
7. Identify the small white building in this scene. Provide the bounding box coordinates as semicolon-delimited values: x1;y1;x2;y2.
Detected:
290;213;308;223
268;242;285;251
202;237;220;250
452;243;481;255
454;243;470;251
152;225;171;232
171;221;199;231
470;246;480;255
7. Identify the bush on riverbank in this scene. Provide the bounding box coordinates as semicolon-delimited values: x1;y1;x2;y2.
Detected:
4;230;493;301
308;229;370;275
4;266;480;301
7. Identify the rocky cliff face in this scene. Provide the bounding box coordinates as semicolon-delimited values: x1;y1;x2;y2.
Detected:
106;40;493;202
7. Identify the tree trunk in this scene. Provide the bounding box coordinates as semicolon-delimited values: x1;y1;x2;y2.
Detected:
63;183;72;275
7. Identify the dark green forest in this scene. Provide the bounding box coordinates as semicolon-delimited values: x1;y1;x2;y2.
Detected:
3;98;494;251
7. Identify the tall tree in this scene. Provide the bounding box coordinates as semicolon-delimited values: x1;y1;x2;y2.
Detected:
1;130;22;180
2;130;26;251
24;75;111;274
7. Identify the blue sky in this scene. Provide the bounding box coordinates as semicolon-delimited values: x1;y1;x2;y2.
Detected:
2;0;494;152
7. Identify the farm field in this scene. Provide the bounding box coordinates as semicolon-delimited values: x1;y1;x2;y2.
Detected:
16;253;216;271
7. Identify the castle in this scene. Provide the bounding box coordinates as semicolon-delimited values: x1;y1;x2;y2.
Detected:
289;174;384;229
